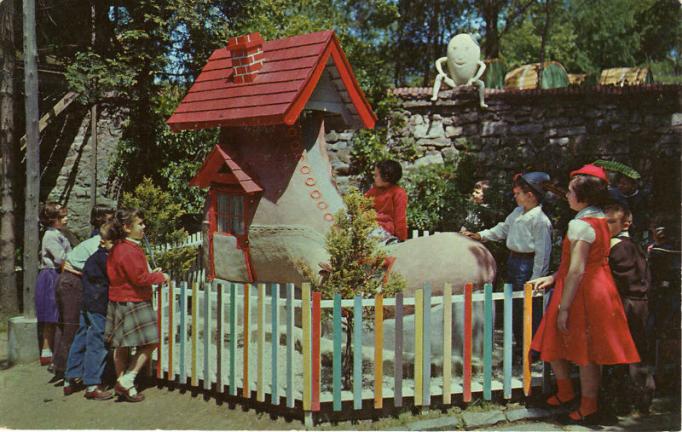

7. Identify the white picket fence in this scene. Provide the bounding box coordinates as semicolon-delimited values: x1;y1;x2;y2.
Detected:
154;231;204;253
154;229;438;255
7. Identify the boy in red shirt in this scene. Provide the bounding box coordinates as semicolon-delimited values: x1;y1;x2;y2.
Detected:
365;160;408;244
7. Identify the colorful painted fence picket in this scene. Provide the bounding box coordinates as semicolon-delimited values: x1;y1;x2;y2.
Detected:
150;274;550;425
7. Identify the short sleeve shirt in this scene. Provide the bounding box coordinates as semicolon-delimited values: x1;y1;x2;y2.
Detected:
567;206;605;243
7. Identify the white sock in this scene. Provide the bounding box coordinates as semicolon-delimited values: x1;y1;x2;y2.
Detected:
117;371;137;389
87;385;97;392
41;349;52;357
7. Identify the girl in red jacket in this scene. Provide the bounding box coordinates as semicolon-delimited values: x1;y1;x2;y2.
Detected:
105;208;169;402
365;160;408;244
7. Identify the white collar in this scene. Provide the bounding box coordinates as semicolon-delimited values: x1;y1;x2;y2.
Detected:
575;206;603;219
623;189;639;198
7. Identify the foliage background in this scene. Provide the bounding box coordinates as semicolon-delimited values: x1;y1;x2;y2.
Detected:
9;0;682;276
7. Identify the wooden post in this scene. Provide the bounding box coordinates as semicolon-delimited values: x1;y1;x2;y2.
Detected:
271;283;280;405
422;283;432;407
285;283;294;408
483;283;493;400
217;283;225;393
414;288;423;406
168;281;175;381
442;283;452;405
22;0;39;319
503;283;513;399
191;281;198;387
374;293;383;409
257;283;265;402
352;295;362;410
242;283;250;398
523;282;533;396
332;293;342;411
394;292;403;407
312;291;321;411
156;285;164;379
0;0;18;316
302;283;311;411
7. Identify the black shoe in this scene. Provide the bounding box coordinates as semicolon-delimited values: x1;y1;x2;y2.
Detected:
557;410;601;426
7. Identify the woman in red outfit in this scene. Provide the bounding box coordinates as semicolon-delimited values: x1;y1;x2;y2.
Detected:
529;164;640;424
365;160;408;243
105;208;169;402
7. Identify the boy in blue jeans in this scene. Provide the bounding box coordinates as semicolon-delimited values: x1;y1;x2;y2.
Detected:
64;223;115;400
462;172;552;357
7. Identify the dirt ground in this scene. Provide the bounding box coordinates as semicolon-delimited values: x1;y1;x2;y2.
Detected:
1;327;680;431
0;327;420;430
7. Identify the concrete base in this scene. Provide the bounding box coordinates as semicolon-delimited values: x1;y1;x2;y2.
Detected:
7;316;39;365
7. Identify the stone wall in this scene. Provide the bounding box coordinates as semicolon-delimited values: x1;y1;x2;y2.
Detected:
327;85;681;214
45;107;121;239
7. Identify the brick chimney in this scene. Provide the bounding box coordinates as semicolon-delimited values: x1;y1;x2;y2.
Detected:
227;32;265;84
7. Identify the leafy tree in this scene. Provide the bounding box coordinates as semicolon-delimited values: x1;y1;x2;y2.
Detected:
473;0;536;59
499;1;589;72
297;189;405;388
392;0;475;86
120;177;198;276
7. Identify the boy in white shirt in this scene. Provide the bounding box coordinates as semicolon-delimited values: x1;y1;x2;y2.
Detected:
462;172;553;356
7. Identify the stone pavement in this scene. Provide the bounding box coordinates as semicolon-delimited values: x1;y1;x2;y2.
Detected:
403;397;681;431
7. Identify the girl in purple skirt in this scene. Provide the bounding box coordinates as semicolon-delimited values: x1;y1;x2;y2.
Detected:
36;202;71;366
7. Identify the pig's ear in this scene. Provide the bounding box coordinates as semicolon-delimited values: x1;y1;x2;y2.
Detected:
469;33;481;45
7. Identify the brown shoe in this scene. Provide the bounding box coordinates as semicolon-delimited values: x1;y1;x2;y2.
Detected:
114;382;145;402
63;379;84;396
84;386;114;401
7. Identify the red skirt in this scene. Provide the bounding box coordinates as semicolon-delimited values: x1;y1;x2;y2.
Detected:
531;263;641;366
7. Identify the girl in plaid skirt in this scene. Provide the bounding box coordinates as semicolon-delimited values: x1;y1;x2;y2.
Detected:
105;208;169;402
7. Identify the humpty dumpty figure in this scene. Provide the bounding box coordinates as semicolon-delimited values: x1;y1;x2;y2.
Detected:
431;33;488;108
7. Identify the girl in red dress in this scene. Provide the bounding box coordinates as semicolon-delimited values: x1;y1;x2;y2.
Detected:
529;164;640;424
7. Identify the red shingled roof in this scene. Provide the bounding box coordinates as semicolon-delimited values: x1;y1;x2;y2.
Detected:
168;30;376;131
189;145;262;193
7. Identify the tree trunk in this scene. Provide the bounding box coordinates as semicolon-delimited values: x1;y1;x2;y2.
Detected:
537;0;552;87
89;1;97;213
22;0;40;319
0;0;18;315
342;317;354;390
482;0;501;59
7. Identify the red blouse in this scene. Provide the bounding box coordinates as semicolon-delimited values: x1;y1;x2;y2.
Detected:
365;185;408;241
107;239;166;302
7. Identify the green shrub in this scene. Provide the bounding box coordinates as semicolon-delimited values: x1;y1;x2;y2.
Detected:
121;177;198;276
296;188;405;388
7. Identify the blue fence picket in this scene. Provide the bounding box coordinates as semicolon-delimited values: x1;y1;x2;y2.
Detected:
483;282;493;400
286;283;295;409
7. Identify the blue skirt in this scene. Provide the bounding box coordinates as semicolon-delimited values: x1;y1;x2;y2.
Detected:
35;268;60;323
